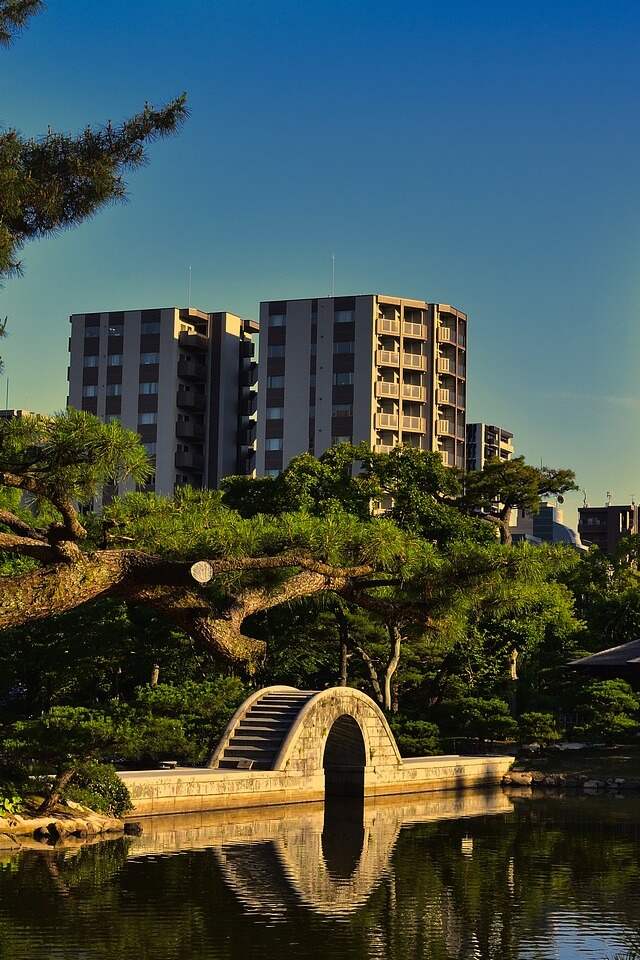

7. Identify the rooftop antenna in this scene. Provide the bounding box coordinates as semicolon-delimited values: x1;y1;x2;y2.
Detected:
582;489;588;508
4;377;8;411
606;490;612;506
331;253;335;298
187;265;192;309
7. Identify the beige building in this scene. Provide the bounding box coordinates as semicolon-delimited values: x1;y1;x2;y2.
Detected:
67;306;257;495
466;422;514;472
256;294;467;475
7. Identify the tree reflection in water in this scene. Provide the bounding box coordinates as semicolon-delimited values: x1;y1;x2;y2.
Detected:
0;792;639;960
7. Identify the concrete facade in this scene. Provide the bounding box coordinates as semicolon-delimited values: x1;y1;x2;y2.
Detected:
256;295;468;475
121;686;513;816
67;306;257;495
578;502;639;555
466;422;514;472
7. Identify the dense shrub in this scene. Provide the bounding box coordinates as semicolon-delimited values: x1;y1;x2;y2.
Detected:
391;719;441;757
435;697;518;741
572;680;640;743
518;712;560;745
65;762;132;817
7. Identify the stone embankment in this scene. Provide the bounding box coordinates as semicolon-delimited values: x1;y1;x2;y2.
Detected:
0;800;125;851
504;771;640;791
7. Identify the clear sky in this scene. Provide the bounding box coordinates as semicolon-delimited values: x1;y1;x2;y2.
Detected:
2;0;640;523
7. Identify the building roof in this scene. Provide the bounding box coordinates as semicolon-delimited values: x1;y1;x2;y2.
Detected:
570;638;640;668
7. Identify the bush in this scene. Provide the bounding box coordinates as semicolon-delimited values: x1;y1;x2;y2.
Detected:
65;761;132;817
391;719;441;757
573;679;640;743
518;712;560;745
435;697;518;741
0;783;23;816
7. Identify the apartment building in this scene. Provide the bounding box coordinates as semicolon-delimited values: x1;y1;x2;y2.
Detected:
68;306;257;494
466;422;514;472
256;294;467;475
578;502;639;555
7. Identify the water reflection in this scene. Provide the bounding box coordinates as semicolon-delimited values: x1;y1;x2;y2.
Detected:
1;790;640;960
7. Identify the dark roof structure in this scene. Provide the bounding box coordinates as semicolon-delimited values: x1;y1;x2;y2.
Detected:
571;639;640;671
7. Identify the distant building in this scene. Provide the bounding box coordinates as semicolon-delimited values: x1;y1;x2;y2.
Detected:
511;501;586;550
466;422;513;472
68;306;258;495
256;294;468;476
578;503;639;555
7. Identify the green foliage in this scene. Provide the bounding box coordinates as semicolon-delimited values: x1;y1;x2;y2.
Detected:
391;718;441;757
573;680;640;743
518;712;560;745
462;456;578;518
65;761;132;817
435;697;518;741
0;783;22;815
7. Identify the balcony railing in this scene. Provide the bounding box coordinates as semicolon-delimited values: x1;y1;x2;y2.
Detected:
439;450;454;467
176;389;206;411
178;331;208;351
437;327;456;343
176;420;204;440
401;383;426;401
177;357;207;381
402;321;428;339
175;451;204;471
377;350;400;367
402;416;426;432
375;380;400;398
436;420;455;437
402;353;427;370
376;317;400;335
437;388;456;405
437;358;456;374
375;443;395;454
376;412;399;429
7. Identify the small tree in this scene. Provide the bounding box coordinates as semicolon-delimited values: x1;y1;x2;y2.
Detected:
518;712;561;746
573;679;640;743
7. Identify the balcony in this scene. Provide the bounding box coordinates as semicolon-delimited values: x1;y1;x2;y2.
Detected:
401;383;426;401
177;357;207;380
377;350;400;368
175;451;204;471
437;358;456;375
402;321;428;339
178;331;208;351
402;416;426;432
240;392;258;417
436;420;455;437
176;389;206;411
402;353;427;370
239;339;255;360
240;362;258;388
437;388;456;405
375;443;396;454
238;422;257;446
375;380;400;398
375;412;399;429
439;450;454;467
376;317;400;335
176;420;205;440
437;327;455;343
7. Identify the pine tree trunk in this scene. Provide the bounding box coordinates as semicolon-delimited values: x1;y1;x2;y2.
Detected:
37;765;79;815
383;625;402;713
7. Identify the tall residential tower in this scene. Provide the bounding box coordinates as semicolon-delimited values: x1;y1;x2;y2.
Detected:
466;422;514;472
256;294;467;475
68;306;257;494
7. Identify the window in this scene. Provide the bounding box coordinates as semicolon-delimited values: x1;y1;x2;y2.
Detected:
335;309;354;323
332;435;352;445
333;372;353;385
138;412;157;425
334;341;354;354
82;385;98;398
139;381;159;395
265;438;283;451
266;407;284;419
108;324;123;336
267;344;285;358
267;375;284;388
268;314;286;327
144;442;157;456
106;383;122;397
83;355;99;367
265;468;280;477
141;320;161;335
107;354;122;366
140;352;160;365
85;326;100;338
105;414;120;423
332;403;352;417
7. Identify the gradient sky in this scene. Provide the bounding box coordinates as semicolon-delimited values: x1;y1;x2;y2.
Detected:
2;0;640;524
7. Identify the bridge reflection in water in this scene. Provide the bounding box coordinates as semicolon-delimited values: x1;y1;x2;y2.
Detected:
128;789;513;920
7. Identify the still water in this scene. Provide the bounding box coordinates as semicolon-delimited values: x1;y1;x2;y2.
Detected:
1;789;639;960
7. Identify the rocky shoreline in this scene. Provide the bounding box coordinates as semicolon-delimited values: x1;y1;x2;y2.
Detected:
0;800;126;852
504;770;640;791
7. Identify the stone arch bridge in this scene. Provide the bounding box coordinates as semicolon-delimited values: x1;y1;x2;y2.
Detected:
121;686;513;815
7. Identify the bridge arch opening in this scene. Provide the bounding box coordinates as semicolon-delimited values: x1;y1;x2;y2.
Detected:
323;714;366;799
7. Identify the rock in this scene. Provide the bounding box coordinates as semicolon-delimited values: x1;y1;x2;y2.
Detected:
583;779;604;790
505;772;533;785
0;833;20;850
124;821;143;836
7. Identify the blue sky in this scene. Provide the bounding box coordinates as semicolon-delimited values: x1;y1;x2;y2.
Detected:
2;0;640;522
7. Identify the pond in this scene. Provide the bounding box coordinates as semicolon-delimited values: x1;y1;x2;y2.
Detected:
1;789;639;960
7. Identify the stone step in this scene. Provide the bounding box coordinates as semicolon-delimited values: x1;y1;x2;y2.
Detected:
224;745;278;759
229;735;282;748
236;722;289;734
